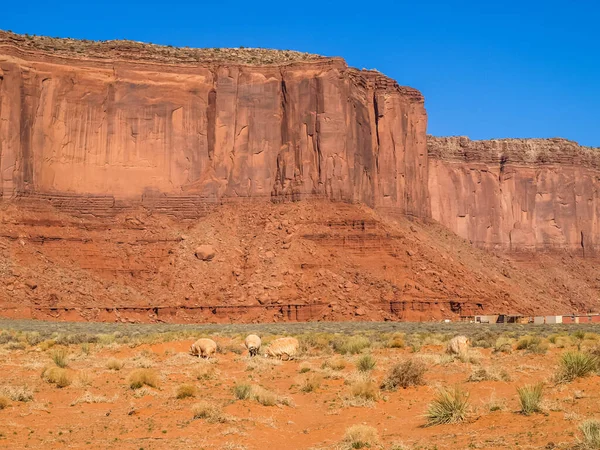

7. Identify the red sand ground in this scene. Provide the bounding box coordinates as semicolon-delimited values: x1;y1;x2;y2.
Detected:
1;333;599;449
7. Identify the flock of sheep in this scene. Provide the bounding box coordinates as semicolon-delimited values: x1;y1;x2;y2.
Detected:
189;335;299;359
189;334;471;359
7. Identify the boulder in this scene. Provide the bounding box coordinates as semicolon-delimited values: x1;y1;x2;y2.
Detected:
195;245;216;261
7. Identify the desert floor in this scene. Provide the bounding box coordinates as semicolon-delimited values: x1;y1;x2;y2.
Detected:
1;320;599;449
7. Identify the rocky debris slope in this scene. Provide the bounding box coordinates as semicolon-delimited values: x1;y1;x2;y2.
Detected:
1;200;597;323
428;136;600;254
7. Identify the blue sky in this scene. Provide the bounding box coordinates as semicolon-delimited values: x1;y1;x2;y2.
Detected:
2;1;599;146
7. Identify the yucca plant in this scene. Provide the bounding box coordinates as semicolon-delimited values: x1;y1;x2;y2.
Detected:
425;387;469;426
555;351;598;383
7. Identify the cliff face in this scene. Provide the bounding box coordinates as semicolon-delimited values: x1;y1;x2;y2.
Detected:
428;136;600;255
0;32;428;217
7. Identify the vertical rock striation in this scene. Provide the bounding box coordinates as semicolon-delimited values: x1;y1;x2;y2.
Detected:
0;32;428;218
428;136;600;255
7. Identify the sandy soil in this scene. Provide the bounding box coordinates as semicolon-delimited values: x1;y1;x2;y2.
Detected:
0;326;599;449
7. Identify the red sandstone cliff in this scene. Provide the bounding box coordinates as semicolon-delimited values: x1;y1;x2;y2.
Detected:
428;136;600;255
0;31;428;218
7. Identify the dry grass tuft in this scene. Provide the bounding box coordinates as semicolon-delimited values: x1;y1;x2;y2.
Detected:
343;424;379;449
176;384;196;399
106;358;124;371
70;392;118;406
300;374;323;393
194;364;217;380
381;359;426;391
356;354;376;373
249;385;292;407
1;385;34;402
517;383;544;415
578;419;600;449
51;348;69;368
192;401;227;423
41;367;72;388
0;395;9;409
322;358;346;371
333;336;371;355
349;379;379;403
128;369;159;390
467;367;511;382
233;383;252;400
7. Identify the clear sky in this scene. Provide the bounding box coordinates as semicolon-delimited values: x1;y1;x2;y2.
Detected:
2;1;598;146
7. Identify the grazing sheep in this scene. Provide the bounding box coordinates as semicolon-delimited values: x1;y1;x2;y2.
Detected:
264;337;299;360
446;335;470;355
190;338;217;359
244;334;262;357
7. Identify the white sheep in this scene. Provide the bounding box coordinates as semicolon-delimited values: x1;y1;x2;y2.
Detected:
189;338;217;359
264;337;299;360
446;335;470;355
244;334;262;357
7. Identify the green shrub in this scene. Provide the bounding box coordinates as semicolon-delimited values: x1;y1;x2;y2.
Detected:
381;359;426;391
425;387;469;426
517;383;543;415
356;354;376;373
555;351;598;383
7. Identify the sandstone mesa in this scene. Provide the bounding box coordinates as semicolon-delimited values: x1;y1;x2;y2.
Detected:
0;30;599;322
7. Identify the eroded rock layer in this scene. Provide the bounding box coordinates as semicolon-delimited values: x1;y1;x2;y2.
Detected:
0;31;428;218
428;136;600;254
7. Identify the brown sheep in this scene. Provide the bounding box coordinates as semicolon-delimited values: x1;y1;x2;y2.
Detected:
244;334;262;357
446;335;470;355
189;338;217;359
264;337;299;360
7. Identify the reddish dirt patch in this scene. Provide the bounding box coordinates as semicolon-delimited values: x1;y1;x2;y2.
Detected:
0;334;599;449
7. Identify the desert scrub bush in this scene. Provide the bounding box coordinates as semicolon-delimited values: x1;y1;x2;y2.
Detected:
300;374;322;393
517;383;544;415
0;395;8;410
1;385;33;402
333;335;371;355
425;387;470;426
298;362;311;373
41;367;72;388
516;336;548;354
343;424;379;449
471;331;497;349
25;332;43;346
493;337;513;354
467;367;510;382
322;357;346;371
555;351;598;383
106;358;124;371
192;401;226;423
176;384;196;399
233;383;252;400
578;419;600;449
356;354;376;373
70;392;118;406
128;369;159;390
380;359;426;391
51;348;69;368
